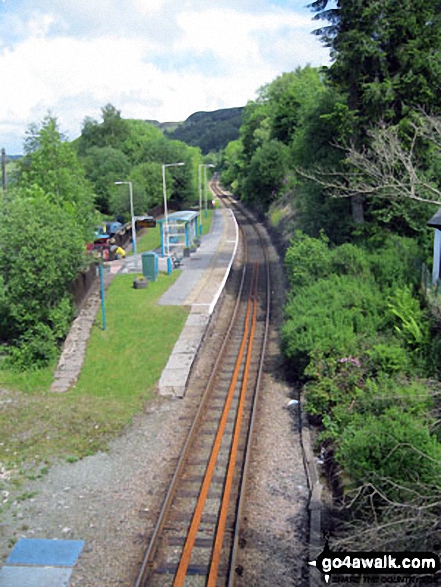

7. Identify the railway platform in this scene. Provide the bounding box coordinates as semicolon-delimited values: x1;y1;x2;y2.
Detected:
157;202;238;397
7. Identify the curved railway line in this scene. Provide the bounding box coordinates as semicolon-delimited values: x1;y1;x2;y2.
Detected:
135;181;271;586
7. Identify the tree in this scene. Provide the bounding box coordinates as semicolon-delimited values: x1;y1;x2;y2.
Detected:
244;140;289;210
297;114;441;234
311;0;441;126
0;188;86;367
78;104;129;154
110;162;164;216
82;146;131;214
310;0;441;224
16;114;95;235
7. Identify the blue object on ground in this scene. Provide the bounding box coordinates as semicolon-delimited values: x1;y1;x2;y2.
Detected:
6;538;84;567
0;566;72;587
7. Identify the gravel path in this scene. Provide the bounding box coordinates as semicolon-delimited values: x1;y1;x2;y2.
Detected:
0;219;310;586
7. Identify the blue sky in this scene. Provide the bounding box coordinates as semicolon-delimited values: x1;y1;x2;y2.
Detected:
0;0;330;153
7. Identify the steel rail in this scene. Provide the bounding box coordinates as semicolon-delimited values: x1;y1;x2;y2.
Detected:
226;203;272;587
134;190;247;587
207;181;273;587
172;264;258;586
135;181;271;586
207;263;260;586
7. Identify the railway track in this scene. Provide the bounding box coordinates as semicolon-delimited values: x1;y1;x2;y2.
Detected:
135;181;271;586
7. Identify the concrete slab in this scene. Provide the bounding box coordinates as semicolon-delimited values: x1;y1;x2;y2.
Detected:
172;335;205;355
159;368;191;387
185;314;210;327
164;352;195;372
0;566;72;587
6;538;84;567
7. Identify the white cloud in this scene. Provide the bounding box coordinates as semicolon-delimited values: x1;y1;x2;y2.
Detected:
0;2;330;153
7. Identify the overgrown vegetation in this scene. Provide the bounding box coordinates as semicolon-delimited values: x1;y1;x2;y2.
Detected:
219;0;441;554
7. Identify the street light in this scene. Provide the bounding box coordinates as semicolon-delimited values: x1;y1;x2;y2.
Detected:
162;162;185;256
203;164;215;218
114;181;136;255
198;164;204;234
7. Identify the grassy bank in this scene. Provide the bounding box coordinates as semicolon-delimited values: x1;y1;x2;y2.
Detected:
0;272;188;497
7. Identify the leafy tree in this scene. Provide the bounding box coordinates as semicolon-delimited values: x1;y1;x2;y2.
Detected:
220;140;244;192
16;114;95;235
243;140;289;210
122;120;167;164
110;161;164;216
82;146;131;213
0;188;86;366
78;103;130;155
266;67;326;145
311;0;441;126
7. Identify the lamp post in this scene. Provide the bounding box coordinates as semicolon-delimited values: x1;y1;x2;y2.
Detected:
114;181;136;255
204;164;215;218
162;162;184;256
198;164;204;234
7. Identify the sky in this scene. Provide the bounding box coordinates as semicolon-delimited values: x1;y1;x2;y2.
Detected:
0;0;330;154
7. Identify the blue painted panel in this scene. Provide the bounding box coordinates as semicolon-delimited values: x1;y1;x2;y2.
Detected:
6;538;84;567
0;566;72;587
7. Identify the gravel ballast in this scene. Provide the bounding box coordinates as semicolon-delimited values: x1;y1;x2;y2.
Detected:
0;220;310;586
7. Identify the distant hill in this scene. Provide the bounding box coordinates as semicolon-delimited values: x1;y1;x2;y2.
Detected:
144;120;181;133
165;107;244;154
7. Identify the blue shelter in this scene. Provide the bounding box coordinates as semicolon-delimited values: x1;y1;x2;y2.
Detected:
158;211;200;257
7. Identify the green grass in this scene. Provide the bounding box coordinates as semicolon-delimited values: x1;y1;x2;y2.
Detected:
201;208;214;236
0;272;189;497
129;226;161;256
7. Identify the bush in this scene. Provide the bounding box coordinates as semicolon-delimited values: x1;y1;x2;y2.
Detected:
6;324;58;369
285;230;332;289
365;341;410;376
338;407;441;498
282;274;385;376
0;192;85;367
367;234;420;292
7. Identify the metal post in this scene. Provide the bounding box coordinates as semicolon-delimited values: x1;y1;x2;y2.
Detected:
1;148;6;197
162;164;169;257
99;263;106;331
204;165;208;218
129;182;136;255
198;164;203;232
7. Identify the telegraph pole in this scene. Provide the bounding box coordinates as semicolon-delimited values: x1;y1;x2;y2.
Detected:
1;148;6;198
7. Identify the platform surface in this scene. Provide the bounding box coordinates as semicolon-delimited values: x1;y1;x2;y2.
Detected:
158;204;238;397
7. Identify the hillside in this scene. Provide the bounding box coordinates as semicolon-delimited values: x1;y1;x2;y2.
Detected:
165;107;243;154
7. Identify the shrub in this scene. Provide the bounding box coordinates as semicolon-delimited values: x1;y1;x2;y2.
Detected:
284;230;332;289
329;243;371;278
365;341;410;376
282;274;385;376
338;407;441;498
367;235;420;292
386;287;428;351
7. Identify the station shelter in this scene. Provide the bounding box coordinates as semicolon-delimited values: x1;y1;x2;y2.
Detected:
158;211;200;257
